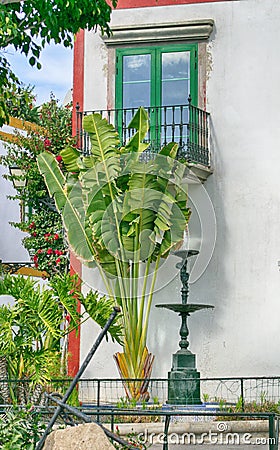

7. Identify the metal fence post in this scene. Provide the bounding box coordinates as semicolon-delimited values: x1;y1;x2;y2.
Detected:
97;379;101;423
240;378;245;411
269;414;277;450
163;415;171;450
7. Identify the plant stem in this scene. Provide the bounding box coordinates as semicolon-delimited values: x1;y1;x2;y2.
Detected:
138;254;161;354
135;256;152;348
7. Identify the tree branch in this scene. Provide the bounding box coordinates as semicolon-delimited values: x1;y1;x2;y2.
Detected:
0;0;22;4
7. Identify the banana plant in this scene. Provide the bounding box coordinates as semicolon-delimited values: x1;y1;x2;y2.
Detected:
37;107;191;399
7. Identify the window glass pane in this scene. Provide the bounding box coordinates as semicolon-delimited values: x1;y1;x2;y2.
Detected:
123;54;151;82
162;79;190;106
161;52;190;106
123;54;151;108
123;83;150;109
162;51;190;79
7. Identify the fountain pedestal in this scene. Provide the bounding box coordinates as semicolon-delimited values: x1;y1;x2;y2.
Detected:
168;350;201;405
156;250;214;405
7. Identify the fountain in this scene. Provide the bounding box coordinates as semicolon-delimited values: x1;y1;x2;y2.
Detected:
156;249;214;405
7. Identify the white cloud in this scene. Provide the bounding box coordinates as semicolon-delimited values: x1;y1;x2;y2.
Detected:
6;43;73;105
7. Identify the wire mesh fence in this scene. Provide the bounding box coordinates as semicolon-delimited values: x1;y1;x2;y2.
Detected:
1;377;280;410
1;378;280;450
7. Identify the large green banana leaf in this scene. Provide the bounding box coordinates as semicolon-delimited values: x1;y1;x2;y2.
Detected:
37;152;95;263
124;107;149;153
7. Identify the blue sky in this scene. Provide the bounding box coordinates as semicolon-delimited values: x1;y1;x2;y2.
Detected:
7;43;73;106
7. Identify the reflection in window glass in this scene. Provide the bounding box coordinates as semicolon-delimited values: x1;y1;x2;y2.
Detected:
162;80;190;106
162;52;190;106
123;55;151;108
123;55;151;82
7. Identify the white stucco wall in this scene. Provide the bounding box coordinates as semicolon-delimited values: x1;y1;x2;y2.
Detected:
80;0;280;380
0;136;29;262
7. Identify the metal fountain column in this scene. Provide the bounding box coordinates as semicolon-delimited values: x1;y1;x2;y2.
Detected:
156;250;214;405
178;252;191;351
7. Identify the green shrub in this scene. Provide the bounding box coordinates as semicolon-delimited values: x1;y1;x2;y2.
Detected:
0;407;45;449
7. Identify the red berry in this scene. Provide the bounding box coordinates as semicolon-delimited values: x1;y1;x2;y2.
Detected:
44;138;51;148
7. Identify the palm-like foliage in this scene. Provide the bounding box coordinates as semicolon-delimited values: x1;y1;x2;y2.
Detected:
0;273;123;404
37;108;191;399
0;275;67;403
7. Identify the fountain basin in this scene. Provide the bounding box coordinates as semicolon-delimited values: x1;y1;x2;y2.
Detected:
156;304;214;314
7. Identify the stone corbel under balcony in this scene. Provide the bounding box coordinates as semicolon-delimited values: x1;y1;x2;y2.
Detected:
186;163;214;184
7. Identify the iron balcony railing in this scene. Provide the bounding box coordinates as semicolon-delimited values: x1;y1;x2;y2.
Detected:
76;100;211;167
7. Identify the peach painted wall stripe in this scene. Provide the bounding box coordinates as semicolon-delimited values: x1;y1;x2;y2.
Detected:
116;0;234;9
68;29;84;377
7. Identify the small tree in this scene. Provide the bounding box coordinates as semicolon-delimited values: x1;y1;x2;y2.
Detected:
0;0;117;125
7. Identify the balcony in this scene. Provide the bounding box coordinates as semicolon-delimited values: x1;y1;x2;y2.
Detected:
76;102;213;182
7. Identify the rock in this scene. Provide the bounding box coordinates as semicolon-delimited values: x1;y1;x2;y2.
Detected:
43;423;116;450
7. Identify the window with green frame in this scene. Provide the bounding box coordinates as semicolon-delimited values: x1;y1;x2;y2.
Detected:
115;44;198;151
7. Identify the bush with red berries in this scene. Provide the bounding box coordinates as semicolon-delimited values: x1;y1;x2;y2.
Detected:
21;211;68;275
